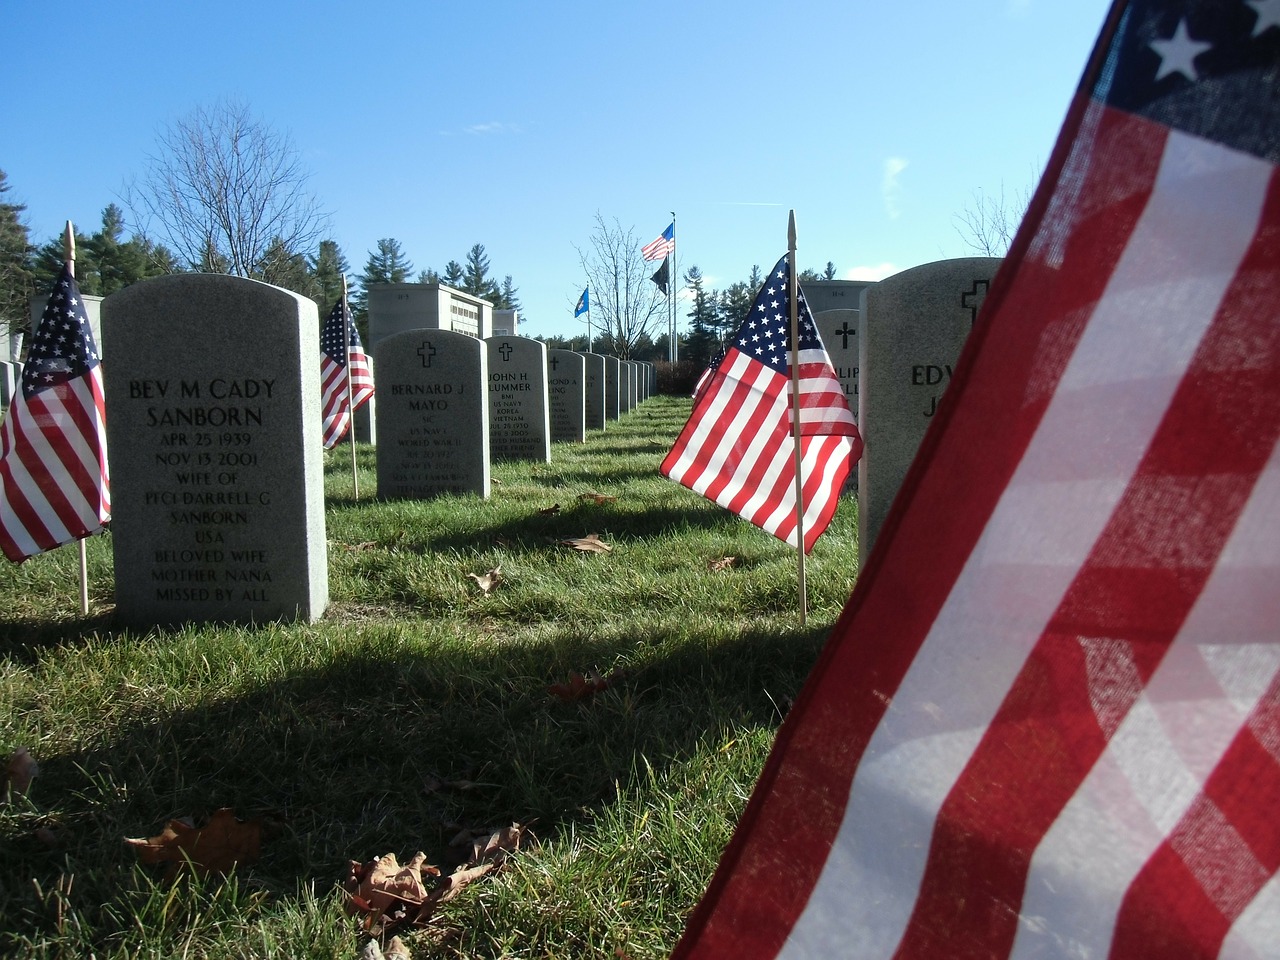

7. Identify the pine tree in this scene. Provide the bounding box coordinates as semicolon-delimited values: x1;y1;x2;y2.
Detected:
682;266;719;366
353;238;413;322
0;170;33;347
441;260;464;287
86;204;155;295
308;239;349;310
462;243;498;299
497;275;520;311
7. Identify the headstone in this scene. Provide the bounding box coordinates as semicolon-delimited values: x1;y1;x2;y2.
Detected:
800;279;875;316
626;361;639;410
0;360;15;409
616;362;630;414
9;330;22;363
547;350;586;443
102;275;328;626
603;356;621;421
581;353;607;430
353;355;376;444
858;257;1001;558
375;329;488;499
486;336;550;462
814;308;861;494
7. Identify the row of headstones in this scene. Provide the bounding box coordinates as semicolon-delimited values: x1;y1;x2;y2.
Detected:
45;274;655;630
11;258;996;630
375;332;654;501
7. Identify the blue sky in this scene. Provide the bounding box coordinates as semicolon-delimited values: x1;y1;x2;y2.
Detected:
4;0;1113;341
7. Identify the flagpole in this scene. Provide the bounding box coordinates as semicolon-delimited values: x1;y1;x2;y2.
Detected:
342;275;359;501
64;221;91;616
670;211;678;363
787;211;808;625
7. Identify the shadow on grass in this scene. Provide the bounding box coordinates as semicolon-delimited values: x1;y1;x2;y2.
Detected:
3;618;829;944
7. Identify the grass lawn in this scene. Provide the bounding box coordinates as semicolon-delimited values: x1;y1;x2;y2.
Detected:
0;395;861;959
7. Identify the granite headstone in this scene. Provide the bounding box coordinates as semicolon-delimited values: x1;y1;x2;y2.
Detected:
375;329;488;499
581;353;607;430
486;336;550;462
858;257;1001;558
102;275;328;625
604;356;621;421
547;349;586;444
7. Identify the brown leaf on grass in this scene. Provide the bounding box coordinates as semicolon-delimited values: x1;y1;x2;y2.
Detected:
445;822;531;868
3;747;38;803
466;565;503;595
125;808;262;879
537;503;561;515
345;540;379;552
708;556;738;572
344;850;503;935
578;492;618;505
548;669;624;703
558;533;611;553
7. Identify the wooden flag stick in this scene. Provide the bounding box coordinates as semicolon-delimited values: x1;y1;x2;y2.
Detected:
787;211;808;625
342;275;359;501
65;221;90;616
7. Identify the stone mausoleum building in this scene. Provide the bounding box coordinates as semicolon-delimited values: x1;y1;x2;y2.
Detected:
367;282;494;349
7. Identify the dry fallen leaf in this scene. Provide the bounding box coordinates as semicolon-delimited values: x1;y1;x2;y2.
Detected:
548;669;624;703
125;808;262;879
558;534;612;553
3;747;38;803
578;492;618;504
708;556;738;572
537;503;561;515
345;540;379;552
446;822;531;868
344;850;504;935
466;565;503;595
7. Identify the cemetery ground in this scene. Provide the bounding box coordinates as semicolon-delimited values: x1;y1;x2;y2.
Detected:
0;396;861;960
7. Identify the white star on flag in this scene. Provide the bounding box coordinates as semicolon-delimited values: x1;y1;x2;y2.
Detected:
1150;18;1213;81
1248;0;1280;36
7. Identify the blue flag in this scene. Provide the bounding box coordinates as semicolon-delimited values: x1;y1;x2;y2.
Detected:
574;288;589;317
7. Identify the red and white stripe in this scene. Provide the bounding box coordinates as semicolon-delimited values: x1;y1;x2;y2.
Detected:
662;346;856;553
672;95;1280;960
0;366;110;563
320;348;374;450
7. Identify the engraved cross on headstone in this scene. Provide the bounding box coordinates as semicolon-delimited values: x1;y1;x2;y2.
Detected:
549;356;560;370
417;342;436;367
835;321;855;350
498;343;513;362
961;280;990;328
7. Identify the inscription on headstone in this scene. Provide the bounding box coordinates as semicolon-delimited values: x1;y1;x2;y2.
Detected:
815;308;861;493
375;330;488;499
858;257;1001;558
547;350;586;443
486;336;551;462
580;353;607;430
102;275;328;625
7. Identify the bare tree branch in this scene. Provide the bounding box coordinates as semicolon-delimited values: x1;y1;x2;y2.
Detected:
573;213;667;359
128;98;329;278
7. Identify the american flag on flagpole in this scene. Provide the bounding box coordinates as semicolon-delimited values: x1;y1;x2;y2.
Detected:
670;1;1280;958
0;264;109;564
641;222;675;262
661;255;860;554
319;298;374;450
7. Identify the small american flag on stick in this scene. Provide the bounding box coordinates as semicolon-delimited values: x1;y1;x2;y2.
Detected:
0;263;109;563
661;255;860;553
319;297;374;450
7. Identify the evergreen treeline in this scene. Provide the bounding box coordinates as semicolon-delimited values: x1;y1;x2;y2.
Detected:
0;168;520;349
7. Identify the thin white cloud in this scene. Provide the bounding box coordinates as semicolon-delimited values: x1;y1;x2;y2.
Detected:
882;157;909;220
846;262;899;282
438;121;523;137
